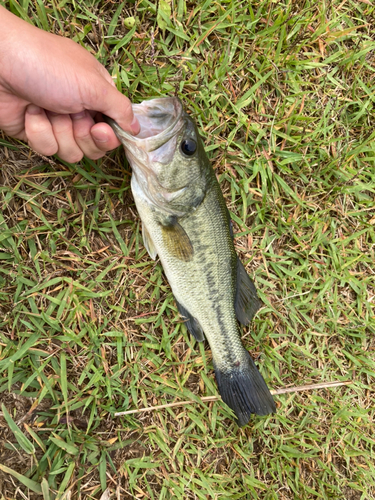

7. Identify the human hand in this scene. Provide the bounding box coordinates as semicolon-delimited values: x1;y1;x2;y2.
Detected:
0;6;139;163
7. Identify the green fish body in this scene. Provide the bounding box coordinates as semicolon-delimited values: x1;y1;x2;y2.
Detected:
105;98;275;426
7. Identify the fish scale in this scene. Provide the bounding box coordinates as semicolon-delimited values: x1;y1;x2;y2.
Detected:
104;97;276;426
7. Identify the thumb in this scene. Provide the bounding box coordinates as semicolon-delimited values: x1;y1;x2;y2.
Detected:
84;77;140;135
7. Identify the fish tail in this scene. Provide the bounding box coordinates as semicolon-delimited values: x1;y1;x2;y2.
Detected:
214;351;276;426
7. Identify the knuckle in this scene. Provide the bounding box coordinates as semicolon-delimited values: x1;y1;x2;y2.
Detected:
44;146;59;156
121;98;132;115
62;151;84;164
28;139;58;157
51;117;73;134
74;129;92;141
88;152;105;161
27;119;51;136
72;119;95;142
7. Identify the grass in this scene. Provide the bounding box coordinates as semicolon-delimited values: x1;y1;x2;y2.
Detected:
0;0;374;498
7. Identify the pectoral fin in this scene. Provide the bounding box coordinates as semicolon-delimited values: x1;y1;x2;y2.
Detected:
235;257;261;325
161;222;194;262
175;298;205;342
142;225;158;260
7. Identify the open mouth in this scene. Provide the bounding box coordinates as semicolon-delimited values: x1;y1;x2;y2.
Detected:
126;98;184;154
134;97;182;140
104;97;184;161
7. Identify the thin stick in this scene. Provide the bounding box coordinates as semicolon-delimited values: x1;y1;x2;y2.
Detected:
270;380;352;395
114;380;352;417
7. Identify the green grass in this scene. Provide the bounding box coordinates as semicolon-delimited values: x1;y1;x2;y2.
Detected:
0;0;375;499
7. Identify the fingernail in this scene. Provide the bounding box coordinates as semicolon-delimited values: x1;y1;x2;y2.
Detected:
93;130;108;143
131;116;140;135
27;105;42;115
71;111;86;121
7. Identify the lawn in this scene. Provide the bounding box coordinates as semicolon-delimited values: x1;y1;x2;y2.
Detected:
0;0;374;499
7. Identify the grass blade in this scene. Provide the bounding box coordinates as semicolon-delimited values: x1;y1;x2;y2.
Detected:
0;463;42;493
1;404;35;455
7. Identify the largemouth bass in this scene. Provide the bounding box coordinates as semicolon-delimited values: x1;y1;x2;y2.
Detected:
105;97;275;426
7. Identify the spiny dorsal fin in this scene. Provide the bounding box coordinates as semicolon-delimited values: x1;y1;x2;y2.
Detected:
161;221;194;262
235;257;261;325
175;297;205;342
142;224;158;260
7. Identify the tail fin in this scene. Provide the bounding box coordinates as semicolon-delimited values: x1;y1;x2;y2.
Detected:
214;351;276;426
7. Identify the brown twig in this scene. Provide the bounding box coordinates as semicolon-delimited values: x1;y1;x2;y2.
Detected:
114;380;353;417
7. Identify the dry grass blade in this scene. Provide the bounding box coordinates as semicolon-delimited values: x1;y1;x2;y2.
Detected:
114;380;353;416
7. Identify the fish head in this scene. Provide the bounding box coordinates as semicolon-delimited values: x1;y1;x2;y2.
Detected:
106;97;209;214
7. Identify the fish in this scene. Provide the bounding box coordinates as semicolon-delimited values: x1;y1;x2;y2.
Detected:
104;97;276;426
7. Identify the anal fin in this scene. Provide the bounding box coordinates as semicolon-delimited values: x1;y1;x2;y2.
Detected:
235;257;261;325
175;298;205;342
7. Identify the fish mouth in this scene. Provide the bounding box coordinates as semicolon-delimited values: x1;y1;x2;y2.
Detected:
134;97;184;148
109;97;185;153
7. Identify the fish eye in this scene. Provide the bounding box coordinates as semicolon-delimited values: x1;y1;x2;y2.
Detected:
180;138;197;156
